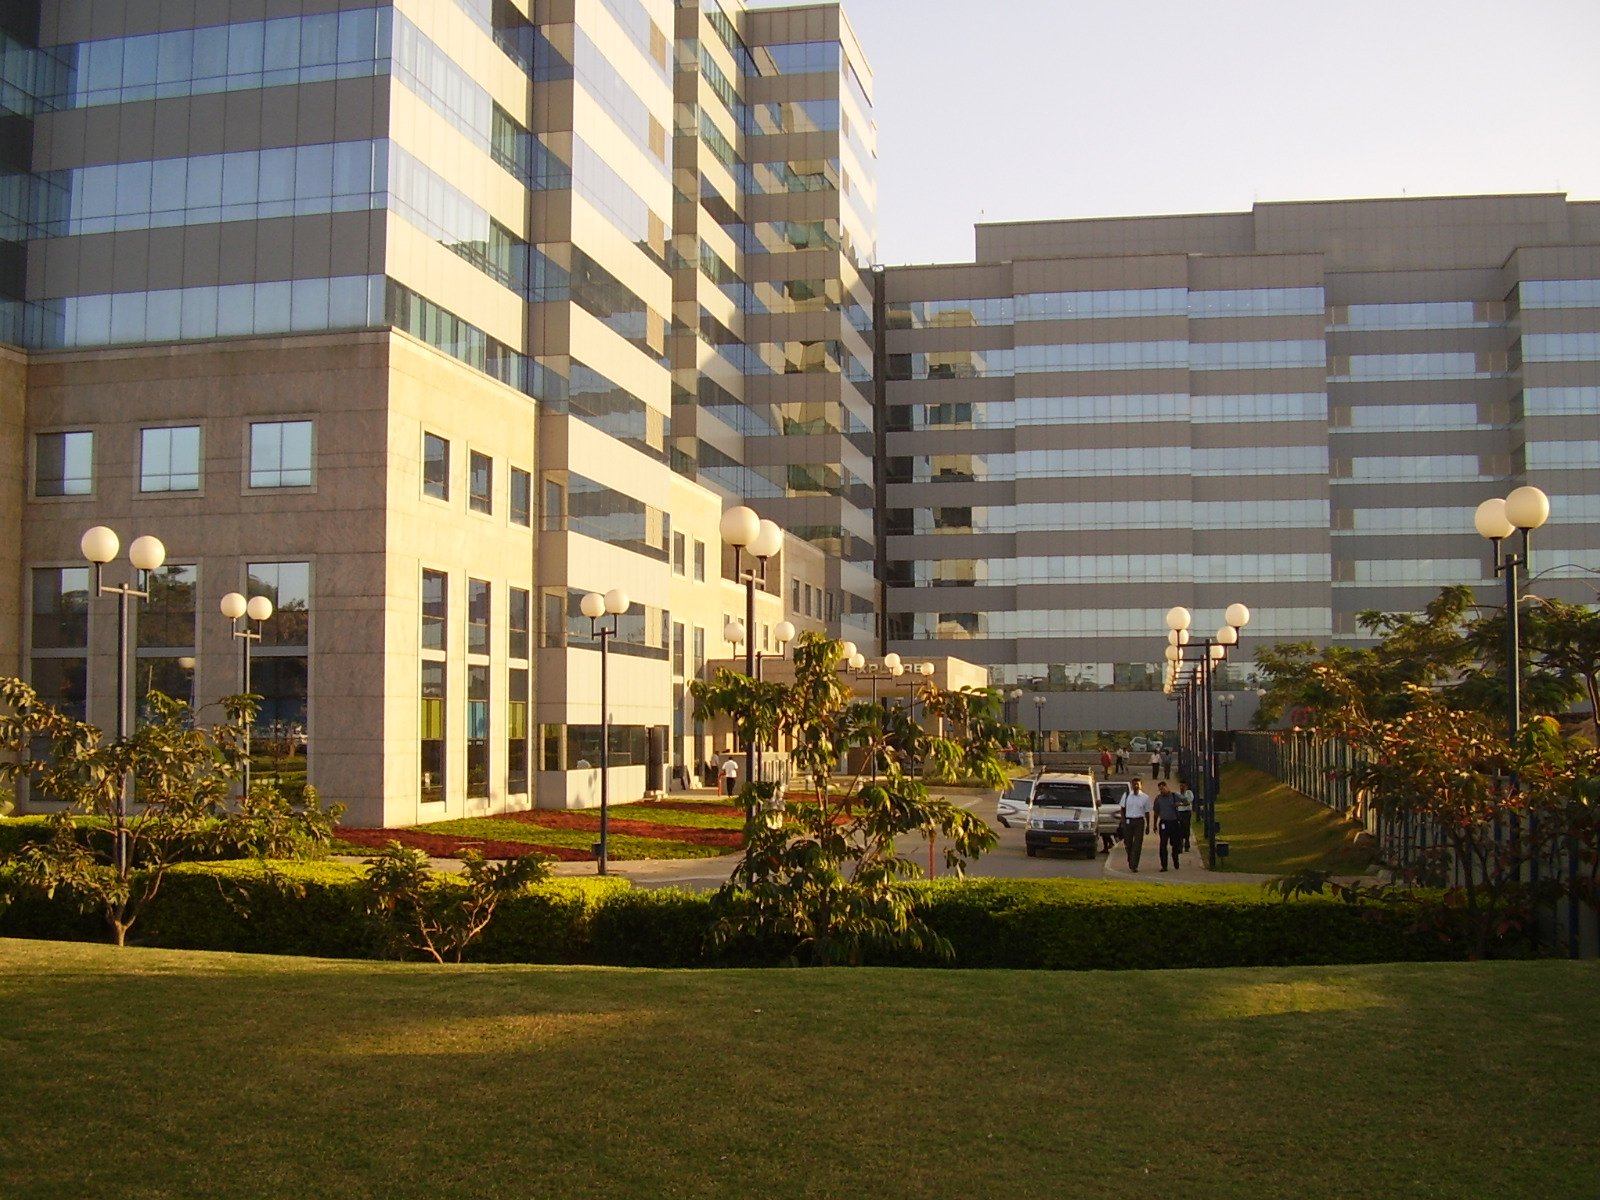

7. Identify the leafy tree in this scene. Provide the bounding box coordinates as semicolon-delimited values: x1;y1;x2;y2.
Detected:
0;679;342;946
692;632;999;965
362;842;549;962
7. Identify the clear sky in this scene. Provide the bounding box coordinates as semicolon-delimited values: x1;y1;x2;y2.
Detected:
764;0;1600;266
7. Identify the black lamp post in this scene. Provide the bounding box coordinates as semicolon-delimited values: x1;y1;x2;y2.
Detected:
719;505;784;802
1032;694;1046;767
220;590;275;798
1220;693;1234;732
844;650;904;782
1164;603;1252;870
725;617;796;783
81;526;167;876
1475;485;1551;753
581;587;630;875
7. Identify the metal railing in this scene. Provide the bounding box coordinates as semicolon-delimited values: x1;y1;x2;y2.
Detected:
1235;729;1596;958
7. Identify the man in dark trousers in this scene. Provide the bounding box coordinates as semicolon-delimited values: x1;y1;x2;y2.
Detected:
1176;777;1195;852
1121;777;1151;872
1155;780;1183;871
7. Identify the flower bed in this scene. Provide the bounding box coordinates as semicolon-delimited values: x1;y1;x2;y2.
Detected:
334;827;591;862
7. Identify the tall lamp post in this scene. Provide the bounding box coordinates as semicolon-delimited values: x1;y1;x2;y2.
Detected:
220;590;275;799
720;505;784;798
844;651;904;781
1032;694;1046;768
81;526;167;876
1163;603;1252;869
1474;485;1551;752
580;587;629;876
1219;693;1234;732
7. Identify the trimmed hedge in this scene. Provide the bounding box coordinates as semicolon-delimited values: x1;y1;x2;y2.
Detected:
0;861;1482;967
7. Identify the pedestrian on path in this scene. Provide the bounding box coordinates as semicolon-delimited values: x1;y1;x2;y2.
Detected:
720;755;740;797
1099;747;1113;778
1160;748;1173;780
1177;777;1195;852
1114;745;1126;774
1122;778;1151;872
1155;780;1183;871
1148;748;1161;780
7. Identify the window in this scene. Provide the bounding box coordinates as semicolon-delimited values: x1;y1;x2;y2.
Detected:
423;432;449;499
509;587;530;659
672;531;687;575
246;562;310;754
420;660;445;801
469;450;492;514
792;578;801;610
544;477;564;529
693;540;706;581
140;426;201;492
467;664;489;798
35;431;93;496
507;666;529;793
249;420;312;487
31;567;91;650
673;621;685;676
468;578;490;656
422;569;447;650
246;561;311;647
510;467;532;526
543;590;565;648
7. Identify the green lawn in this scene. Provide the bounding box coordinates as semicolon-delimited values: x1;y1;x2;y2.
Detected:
3;939;1595;1199
1213;761;1377;876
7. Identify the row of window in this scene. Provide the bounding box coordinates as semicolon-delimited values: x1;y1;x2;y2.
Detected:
1518;333;1600;363
34;421;312;498
1341;455;1489;483
1337;403;1489;432
420;433;533;526
901;553;1333;587
885;499;1333;536
888;392;1330;431
1520;387;1600;417
987;661;1265;692
892;444;1330;482
886;607;1335;641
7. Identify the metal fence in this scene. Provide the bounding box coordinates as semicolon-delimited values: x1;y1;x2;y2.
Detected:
1235;730;1596;958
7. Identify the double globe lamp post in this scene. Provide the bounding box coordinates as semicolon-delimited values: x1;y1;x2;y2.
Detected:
724;617;796;785
219;589;275;799
719;505;783;795
1473;484;1551;753
80;525;167;876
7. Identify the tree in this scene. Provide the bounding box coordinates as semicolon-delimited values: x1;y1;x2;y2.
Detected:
362;843;549;962
0;679;343;946
691;632;999;965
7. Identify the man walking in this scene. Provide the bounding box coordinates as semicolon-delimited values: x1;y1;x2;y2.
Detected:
720;754;740;797
1177;777;1195;852
1099;747;1113;778
1160;748;1173;780
1122;777;1151;872
1155;780;1183;871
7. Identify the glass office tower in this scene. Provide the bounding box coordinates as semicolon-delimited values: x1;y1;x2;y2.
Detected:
881;195;1600;738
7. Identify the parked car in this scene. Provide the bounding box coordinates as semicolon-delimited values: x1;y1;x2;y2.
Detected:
1097;779;1129;845
1023;772;1101;859
995;776;1036;828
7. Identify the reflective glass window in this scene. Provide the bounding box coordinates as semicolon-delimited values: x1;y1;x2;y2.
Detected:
35;431;93;496
140;426;200;492
249;420;313;488
423;433;449;500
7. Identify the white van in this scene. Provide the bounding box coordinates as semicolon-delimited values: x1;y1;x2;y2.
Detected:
1022;772;1101;859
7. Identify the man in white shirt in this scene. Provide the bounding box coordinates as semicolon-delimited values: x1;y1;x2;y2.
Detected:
720;755;740;797
1121;778;1152;872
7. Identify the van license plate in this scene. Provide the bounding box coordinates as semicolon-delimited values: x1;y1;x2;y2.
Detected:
1050;836;1071;844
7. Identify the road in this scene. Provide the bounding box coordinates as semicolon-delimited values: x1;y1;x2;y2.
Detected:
547;788;1109;889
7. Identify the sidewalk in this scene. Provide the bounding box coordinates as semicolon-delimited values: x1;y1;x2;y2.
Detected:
1100;827;1278;886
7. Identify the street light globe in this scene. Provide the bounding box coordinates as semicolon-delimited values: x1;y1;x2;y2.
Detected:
1165;606;1192;632
919;662;934;677
1008;687;1022;699
775;620;796;645
1209;643;1226;661
1032;695;1045;707
603;588;630;616
177;656;196;671
1164;645;1180;662
580;591;607;619
840;641;857;660
220;591;248;620
882;652;901;671
719;505;760;548
1217;625;1238;646
1506;485;1550;531
1474;497;1513;541
891;664;904;677
849;652;866;670
750;518;783;560
80;525;120;565
1225;603;1251;630
246;595;274;623
128;535;166;572
724;620;745;645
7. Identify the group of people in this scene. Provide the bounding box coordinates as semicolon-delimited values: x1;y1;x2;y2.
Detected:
1113;776;1193;873
1099;746;1174;780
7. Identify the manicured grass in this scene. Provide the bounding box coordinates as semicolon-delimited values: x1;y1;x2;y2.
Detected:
415;816;730;859
1214;761;1376;876
3;939;1595;1200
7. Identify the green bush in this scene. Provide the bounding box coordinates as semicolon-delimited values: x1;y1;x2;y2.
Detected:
0;863;1489;967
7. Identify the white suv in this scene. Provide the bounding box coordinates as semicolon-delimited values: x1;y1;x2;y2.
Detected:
1022;773;1101;859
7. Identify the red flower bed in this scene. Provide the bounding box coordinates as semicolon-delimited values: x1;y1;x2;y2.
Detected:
637;800;742;816
336;827;591;862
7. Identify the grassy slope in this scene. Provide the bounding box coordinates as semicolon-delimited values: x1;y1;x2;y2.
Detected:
1214;760;1376;875
3;939;1596;1200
